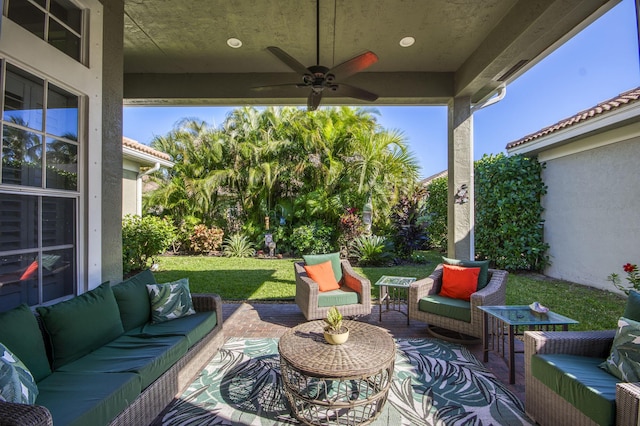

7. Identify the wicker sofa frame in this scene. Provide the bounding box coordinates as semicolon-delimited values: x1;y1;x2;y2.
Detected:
408;264;508;339
294;260;371;320
524;329;640;426
0;294;225;426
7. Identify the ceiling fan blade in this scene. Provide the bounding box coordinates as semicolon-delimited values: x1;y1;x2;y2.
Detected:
252;83;307;91
328;51;378;80
307;91;323;111
333;84;379;102
267;46;310;76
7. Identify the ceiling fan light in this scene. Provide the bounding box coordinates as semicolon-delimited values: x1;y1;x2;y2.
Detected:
399;36;415;48
227;38;243;48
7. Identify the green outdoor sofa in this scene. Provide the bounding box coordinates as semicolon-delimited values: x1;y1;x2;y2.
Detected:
0;269;224;426
525;292;640;426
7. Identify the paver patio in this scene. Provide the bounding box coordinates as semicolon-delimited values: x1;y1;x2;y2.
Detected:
220;301;525;402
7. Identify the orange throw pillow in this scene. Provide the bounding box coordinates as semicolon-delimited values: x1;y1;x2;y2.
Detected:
343;273;362;293
439;264;480;301
304;261;341;292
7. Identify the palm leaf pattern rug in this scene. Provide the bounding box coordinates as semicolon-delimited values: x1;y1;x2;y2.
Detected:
154;338;532;426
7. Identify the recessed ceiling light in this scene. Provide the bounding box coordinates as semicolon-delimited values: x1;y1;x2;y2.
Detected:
227;38;242;48
399;36;415;48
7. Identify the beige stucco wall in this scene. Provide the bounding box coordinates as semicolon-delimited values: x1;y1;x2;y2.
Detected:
122;170;138;217
540;124;640;291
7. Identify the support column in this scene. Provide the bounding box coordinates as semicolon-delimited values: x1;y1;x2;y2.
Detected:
101;0;124;284
447;96;475;260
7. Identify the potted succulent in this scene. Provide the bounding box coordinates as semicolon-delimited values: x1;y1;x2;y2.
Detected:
323;306;349;345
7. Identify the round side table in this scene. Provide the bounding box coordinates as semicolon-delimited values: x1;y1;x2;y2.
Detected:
278;320;395;426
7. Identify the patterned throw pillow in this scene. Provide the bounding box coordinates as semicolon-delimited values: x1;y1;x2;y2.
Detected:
147;278;196;323
0;343;38;404
600;316;640;381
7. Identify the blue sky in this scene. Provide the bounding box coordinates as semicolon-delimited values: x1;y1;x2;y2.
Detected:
123;0;639;179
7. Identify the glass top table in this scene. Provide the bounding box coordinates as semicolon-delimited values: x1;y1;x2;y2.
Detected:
478;305;579;327
478;305;578;384
374;276;416;325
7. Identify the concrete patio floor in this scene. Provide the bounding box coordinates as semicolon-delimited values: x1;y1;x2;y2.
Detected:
221;301;526;403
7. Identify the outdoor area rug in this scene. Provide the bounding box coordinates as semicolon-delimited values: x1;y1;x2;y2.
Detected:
153;338;532;426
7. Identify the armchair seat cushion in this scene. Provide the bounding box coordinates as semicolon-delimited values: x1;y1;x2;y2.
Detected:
532;354;617;426
317;286;360;308
418;295;471;322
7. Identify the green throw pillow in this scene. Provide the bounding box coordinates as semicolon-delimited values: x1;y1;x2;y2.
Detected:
0;342;38;404
0;304;51;382
112;269;157;331
36;282;124;369
303;252;342;283
624;291;640;322
600;316;640;381
443;257;490;290
147;278;196;323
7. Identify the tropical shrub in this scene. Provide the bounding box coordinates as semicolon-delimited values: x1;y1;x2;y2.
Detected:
122;215;176;274
475;153;549;271
390;188;428;259
337;208;365;254
290;222;335;255
189;224;224;254
350;235;393;266
222;234;256;258
423;176;448;250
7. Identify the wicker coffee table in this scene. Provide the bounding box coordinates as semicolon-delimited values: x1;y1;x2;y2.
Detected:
278;320;395;426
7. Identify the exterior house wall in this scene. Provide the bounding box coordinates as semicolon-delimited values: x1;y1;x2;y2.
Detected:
539;123;640;291
122;169;138;217
122;158;140;217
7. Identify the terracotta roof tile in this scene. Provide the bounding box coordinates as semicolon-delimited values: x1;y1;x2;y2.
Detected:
506;86;640;150
122;136;171;161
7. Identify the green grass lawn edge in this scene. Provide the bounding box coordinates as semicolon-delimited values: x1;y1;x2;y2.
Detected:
152;251;625;332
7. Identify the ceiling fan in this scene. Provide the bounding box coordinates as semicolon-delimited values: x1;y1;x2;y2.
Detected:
253;0;379;111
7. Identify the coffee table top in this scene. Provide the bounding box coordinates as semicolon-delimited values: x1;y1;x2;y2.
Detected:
278;320;395;377
374;275;416;288
479;305;578;326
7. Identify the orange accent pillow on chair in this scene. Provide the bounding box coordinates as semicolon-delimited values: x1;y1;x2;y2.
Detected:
343;273;362;293
304;261;341;292
439;264;480;301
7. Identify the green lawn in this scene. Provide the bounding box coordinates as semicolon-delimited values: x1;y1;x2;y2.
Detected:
153;251;625;332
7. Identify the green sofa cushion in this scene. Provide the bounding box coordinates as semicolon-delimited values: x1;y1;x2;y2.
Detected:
532;354;617;426
304;252;343;283
443;257;490;290
418;295;471;322
0;304;51;382
623;290;640;322
137;311;218;347
36;371;141;426
112;269;157;331
57;334;188;389
317;286;360;308
36;282;124;369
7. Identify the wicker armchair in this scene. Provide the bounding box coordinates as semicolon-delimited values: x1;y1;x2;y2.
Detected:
408;264;508;339
295;260;371;320
524;330;640;426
